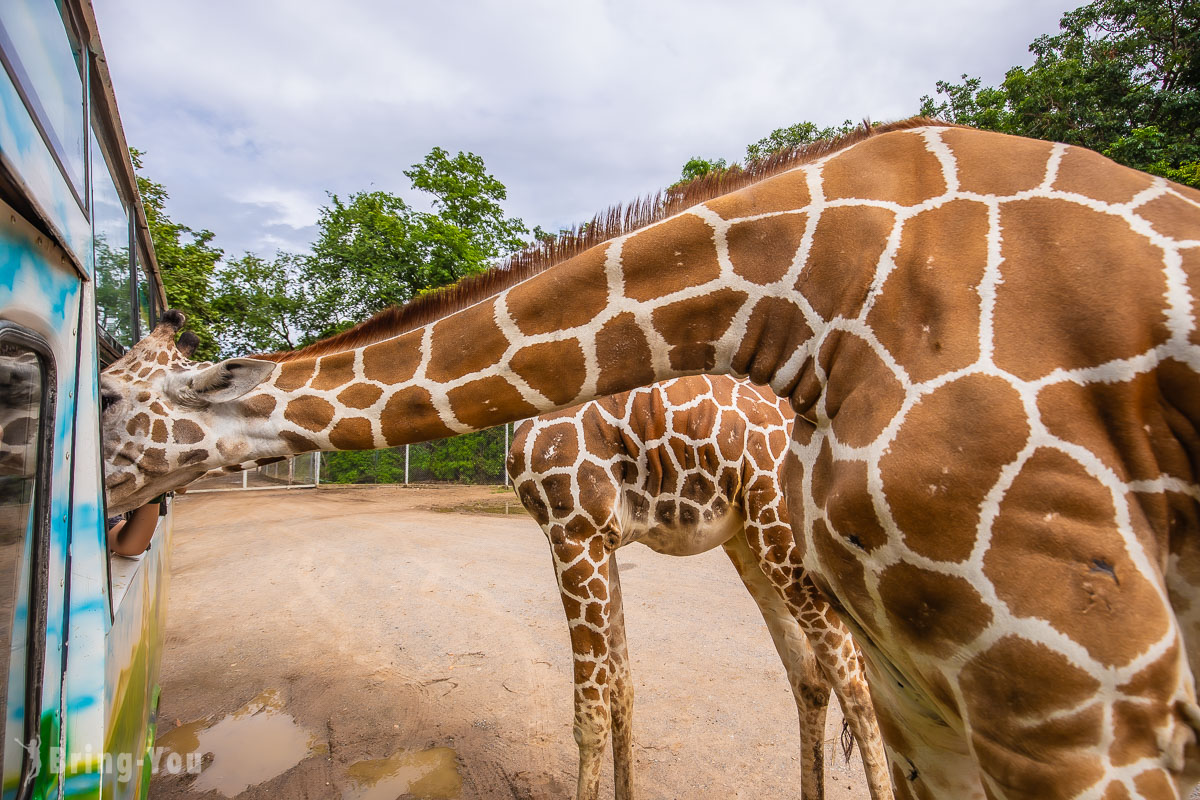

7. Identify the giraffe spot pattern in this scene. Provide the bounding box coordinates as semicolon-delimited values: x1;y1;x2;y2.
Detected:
362;337;420;385
447;376;538;431
380;386;455;446
337;383;383;410
798;205;895;322
726;212;808;286
821;131;947;206
866;199;988;383
283;396;335;432
1053;145;1156;205
992;198;1171;381
505;245;611;336
876;561;993;658
329;417;374;449
427;300;508;384
594;312;654;396
985;447;1169;666
651;288;748;372
621;214;721;302
239;394;277;419
510;339;587;406
820;331;906;449
171;419;204;445
704;167;811;219
941;127;1054;197
881;374;1028;563
311;351;357;391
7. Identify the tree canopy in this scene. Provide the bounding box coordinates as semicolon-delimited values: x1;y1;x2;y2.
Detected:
132;149;224;359
299;148;531;342
920;0;1200;187
132;146;534;357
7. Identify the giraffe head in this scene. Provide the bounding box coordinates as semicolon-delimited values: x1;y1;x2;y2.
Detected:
100;310;277;514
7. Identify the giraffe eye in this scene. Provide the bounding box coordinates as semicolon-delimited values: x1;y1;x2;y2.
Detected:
101;392;120;414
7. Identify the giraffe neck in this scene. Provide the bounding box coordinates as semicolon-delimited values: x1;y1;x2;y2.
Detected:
247;183;877;459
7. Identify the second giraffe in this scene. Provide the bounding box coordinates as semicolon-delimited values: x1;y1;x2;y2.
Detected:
507;374;890;800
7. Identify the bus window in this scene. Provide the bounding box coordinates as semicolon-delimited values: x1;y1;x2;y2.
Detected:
135;255;153;341
0;0;87;204
0;333;51;794
91;127;132;349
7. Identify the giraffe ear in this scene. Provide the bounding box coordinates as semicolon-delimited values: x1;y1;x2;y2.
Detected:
168;358;276;407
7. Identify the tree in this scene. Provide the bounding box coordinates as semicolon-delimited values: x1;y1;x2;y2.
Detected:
131;150;224;358
211;252;308;356
745;120;856;162
301;148;531;341
679;156;728;182
920;0;1200;187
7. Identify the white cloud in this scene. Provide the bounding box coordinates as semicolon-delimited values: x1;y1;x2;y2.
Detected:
95;0;1080;259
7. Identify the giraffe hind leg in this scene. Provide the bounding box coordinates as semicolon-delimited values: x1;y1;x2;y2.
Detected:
721;535;829;800
608;554;636;800
788;574;894;800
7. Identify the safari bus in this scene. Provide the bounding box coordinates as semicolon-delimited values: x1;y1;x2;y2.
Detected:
1;2;174;798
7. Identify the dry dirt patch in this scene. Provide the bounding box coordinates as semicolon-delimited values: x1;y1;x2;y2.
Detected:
151;485;870;799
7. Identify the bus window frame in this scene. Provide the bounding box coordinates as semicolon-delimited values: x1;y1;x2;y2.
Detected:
0;4;89;216
0;321;55;800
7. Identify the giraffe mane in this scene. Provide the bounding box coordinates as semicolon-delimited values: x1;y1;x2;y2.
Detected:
255;116;950;363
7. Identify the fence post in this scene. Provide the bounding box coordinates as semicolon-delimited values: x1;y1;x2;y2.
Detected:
504;422;509;486
314;452;321;487
242;468;248;489
405;444;409;486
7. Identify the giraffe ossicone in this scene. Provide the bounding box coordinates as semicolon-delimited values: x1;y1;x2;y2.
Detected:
509;373;891;800
101;119;1200;799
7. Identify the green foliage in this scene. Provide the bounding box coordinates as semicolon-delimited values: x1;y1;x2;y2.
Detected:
131;149;224;359
920;0;1200;186
679;157;728;182
672;119;859;191
319;426;509;484
211;252;308;356
301;148;531;342
93;235;132;345
745;119;857;162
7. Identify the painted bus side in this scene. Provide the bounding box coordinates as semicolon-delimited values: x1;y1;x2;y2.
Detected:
1;3;174;799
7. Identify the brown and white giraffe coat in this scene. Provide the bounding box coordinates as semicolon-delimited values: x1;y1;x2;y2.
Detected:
508;374;889;800
101;120;1200;799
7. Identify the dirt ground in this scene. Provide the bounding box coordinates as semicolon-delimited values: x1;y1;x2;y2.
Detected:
150;485;872;800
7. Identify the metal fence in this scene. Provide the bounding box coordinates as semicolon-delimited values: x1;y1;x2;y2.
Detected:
188;452;320;492
187;423;513;492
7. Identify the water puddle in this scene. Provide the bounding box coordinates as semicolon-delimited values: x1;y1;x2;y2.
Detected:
156;689;318;796
343;747;461;800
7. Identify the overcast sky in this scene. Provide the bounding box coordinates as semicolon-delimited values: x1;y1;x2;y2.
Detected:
94;1;1080;262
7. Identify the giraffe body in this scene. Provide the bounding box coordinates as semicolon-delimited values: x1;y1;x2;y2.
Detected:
508;374;890;800
101;121;1200;798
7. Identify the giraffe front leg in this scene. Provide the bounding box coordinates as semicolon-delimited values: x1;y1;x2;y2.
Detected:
551;531;616;800
607;554;637;800
721;535;830;800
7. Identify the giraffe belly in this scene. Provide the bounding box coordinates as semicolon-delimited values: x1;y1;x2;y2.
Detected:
630;507;744;557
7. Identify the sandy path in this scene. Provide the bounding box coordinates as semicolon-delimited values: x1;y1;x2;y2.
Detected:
150;485;871;799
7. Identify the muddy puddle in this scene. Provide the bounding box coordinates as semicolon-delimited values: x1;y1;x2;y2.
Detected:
342;747;462;800
157;689;320;796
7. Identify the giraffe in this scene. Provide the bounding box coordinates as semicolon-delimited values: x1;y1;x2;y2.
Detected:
98;119;1200;799
507;373;890;800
